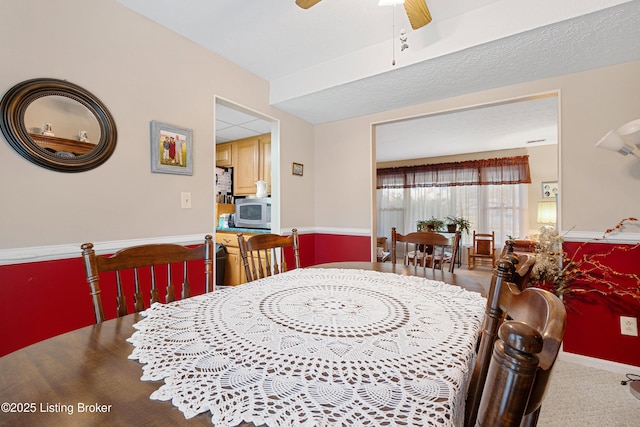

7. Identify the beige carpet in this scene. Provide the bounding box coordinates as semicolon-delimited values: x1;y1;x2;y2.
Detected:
453;266;640;426
538;360;640;426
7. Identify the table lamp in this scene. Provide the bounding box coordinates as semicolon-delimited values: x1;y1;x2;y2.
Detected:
537;200;557;225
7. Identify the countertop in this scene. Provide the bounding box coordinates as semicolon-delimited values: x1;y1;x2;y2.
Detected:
216;227;270;234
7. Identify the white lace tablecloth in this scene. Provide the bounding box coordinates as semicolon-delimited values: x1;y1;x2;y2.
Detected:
128;268;486;426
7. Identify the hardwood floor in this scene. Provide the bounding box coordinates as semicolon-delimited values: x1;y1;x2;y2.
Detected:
452;263;493;288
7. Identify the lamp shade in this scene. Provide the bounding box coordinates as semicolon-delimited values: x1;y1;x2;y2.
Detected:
617;118;640;146
595;119;640;159
595;130;626;153
537;200;557;224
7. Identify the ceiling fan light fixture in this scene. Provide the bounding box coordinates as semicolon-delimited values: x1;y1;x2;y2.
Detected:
379;0;405;6
295;0;322;9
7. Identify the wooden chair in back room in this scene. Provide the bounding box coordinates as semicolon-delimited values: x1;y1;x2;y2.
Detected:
465;257;566;427
391;227;461;273
237;228;300;282
501;238;537;290
81;235;214;323
467;230;497;270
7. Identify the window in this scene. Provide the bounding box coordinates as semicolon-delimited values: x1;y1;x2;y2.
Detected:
377;156;531;248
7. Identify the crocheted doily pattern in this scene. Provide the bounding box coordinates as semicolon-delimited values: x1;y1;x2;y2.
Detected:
128;268;486;426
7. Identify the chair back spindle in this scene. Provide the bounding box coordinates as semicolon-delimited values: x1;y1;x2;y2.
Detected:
166;264;175;303
133;267;145;313
182;261;191;298
150;266;159;304
114;271;127;318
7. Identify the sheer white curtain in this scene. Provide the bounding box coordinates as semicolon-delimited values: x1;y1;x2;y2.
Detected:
377;184;528;249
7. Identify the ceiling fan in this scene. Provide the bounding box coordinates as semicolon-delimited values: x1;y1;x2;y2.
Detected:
295;0;432;30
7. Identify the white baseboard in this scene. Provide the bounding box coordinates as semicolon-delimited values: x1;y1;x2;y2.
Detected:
559;350;640;374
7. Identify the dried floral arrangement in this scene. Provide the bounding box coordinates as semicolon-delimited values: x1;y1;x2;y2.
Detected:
529;218;640;304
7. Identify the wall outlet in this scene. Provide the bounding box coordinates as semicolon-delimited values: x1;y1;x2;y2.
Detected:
181;192;192;209
620;316;638;336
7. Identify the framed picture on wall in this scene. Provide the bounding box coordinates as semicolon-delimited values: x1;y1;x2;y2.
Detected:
292;162;303;176
150;121;193;175
541;181;558;199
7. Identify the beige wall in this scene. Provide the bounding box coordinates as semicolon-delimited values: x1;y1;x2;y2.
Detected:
527;144;559;234
0;0;315;250
315;61;640;236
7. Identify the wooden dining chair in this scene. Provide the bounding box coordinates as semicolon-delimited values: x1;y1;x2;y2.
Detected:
467;230;497;270
376;236;388;252
81;235;214;323
500;239;537;257
391;227;460;273
502;239;537;290
237;228;300;282
445;231;462;273
465;257;566;427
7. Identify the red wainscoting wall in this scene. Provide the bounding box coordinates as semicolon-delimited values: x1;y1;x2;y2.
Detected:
311;233;372;265
2;234;639;369
0;258;96;356
561;241;640;367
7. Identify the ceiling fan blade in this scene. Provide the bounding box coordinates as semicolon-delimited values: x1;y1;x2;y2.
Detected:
296;0;322;9
404;0;432;30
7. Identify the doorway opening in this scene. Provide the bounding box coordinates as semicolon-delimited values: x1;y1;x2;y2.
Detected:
214;96;281;232
372;92;560;261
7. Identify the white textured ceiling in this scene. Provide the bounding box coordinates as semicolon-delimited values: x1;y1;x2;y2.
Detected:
215;104;272;144
117;0;640;159
376;95;559;162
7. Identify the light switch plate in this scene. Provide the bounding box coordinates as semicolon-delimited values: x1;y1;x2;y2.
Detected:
181;192;192;209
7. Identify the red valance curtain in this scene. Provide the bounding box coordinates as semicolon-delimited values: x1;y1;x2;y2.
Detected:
376;156;532;189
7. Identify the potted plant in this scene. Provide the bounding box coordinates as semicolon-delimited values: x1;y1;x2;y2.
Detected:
445;215;471;234
417;217;445;232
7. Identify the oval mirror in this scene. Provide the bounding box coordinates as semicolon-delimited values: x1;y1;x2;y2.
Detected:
0;78;117;172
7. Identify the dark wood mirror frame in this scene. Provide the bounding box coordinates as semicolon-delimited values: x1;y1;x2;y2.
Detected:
0;78;117;173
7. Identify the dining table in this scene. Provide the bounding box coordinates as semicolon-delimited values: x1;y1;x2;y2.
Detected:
311;262;487;297
0;262;487;427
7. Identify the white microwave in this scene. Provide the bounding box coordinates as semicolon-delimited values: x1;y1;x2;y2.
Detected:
235;198;271;229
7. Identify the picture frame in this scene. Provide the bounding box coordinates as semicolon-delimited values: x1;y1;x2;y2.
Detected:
292;162;304;176
150;120;193;175
541;181;558;199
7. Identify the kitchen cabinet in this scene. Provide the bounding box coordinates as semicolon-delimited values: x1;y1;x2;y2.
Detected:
228;133;271;196
216;142;233;167
216;230;271;286
216;232;247;286
233;137;260;195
